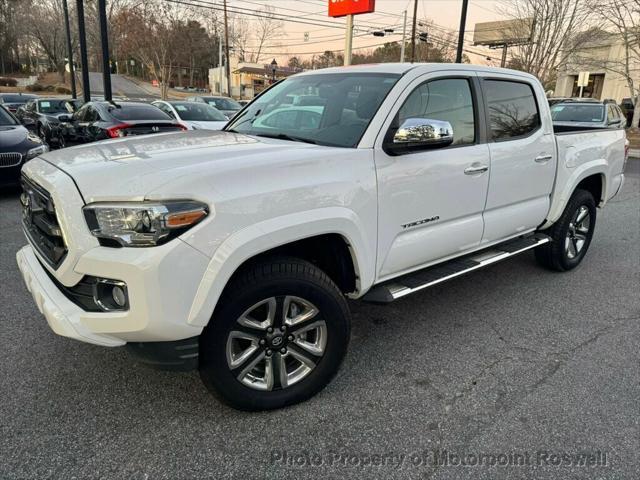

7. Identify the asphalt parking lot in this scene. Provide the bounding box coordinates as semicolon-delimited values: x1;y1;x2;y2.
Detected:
1;161;638;480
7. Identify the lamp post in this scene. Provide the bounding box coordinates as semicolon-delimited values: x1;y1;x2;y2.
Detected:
270;59;277;83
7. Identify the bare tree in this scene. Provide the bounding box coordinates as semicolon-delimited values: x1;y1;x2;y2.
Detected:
119;1;183;99
229;7;283;64
24;0;68;81
500;0;591;88
250;6;283;63
582;0;640;128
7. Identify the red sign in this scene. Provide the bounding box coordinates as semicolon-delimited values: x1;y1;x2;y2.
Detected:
328;0;375;17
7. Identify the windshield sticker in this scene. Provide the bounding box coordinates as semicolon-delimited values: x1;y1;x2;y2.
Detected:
175;105;187;111
40;101;50;108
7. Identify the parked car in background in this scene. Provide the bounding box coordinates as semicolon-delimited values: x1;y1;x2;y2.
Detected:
152;100;228;130
551;100;626;130
0;93;38;114
237;100;250;107
0;106;47;187
15;97;77;146
53;101;186;147
186;95;242;119
252;105;323;130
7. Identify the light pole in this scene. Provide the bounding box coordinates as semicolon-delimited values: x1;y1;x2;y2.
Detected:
76;0;91;102
98;0;112;102
270;59;277;83
456;0;469;63
62;0;76;99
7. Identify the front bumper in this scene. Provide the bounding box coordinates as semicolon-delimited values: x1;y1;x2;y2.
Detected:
17;239;210;346
17;245;124;346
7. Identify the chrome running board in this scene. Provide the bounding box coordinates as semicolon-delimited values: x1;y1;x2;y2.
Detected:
363;233;551;303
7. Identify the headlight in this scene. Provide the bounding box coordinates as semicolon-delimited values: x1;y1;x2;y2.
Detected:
83;201;209;247
25;144;49;160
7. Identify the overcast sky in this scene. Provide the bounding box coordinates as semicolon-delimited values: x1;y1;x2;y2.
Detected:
239;0;505;63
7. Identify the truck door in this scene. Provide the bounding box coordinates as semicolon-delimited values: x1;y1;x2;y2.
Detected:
374;73;490;280
478;75;556;244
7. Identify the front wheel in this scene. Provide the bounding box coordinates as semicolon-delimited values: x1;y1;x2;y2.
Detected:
199;258;351;411
535;189;596;271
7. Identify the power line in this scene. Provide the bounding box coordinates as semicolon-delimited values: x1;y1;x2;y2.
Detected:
163;0;503;61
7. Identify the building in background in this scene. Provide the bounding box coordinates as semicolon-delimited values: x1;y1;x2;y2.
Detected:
554;32;639;102
209;57;301;99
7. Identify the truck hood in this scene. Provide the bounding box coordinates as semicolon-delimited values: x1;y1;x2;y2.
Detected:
38;130;321;202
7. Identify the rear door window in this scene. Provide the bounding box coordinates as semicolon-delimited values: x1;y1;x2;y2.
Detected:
110;105;171;121
484;80;540;140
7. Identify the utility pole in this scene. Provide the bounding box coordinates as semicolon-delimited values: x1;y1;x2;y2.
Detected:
223;0;231;97
218;34;223;95
456;0;469;63
62;0;76;98
344;14;354;66
410;0;418;63
400;10;407;62
76;0;91;102
98;0;112;102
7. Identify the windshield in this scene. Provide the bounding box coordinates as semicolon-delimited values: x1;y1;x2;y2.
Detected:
551;104;605;123
206;97;241;111
225;72;400;147
110;104;171;121
173;102;227;121
38;100;73;114
0;107;18;125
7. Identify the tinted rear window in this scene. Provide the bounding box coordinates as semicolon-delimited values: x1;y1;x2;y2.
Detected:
172;102;227;121
109;104;171;121
1;94;36;103
484;80;540;140
205;98;241;111
551;104;605;123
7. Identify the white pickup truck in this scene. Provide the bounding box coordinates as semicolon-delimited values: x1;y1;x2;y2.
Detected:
16;64;628;410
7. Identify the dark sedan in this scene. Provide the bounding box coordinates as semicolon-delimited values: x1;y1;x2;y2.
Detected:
0;93;38;114
53;101;186;147
15;97;79;147
0;106;48;187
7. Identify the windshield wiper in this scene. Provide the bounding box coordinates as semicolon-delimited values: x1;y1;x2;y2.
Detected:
254;133;318;145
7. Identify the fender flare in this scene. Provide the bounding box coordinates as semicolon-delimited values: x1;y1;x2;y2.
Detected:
186;207;375;327
541;161;607;229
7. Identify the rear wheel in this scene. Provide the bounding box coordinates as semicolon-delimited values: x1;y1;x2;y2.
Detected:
535;189;596;271
199;258;351;411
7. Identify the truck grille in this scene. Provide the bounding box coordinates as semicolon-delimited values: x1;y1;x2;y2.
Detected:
0;152;22;167
20;175;67;269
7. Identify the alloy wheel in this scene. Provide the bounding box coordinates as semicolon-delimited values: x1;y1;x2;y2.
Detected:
225;296;327;391
565;205;591;259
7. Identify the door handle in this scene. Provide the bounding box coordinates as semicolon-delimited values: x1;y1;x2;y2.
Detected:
535;154;552;163
464;163;489;175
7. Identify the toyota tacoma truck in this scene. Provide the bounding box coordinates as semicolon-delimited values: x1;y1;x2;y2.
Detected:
16;64;628;410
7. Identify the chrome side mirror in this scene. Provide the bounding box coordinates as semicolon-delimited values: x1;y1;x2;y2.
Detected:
394;118;454;146
386;118;454;154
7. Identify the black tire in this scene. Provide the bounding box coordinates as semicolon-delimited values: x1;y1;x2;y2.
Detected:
199;257;351;411
535;189;596;271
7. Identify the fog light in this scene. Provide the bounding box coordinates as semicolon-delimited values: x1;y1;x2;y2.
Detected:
93;278;129;311
112;285;127;307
